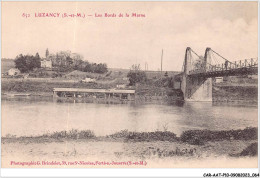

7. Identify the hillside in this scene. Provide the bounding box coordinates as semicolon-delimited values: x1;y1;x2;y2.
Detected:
108;68;180;79
1;58;15;73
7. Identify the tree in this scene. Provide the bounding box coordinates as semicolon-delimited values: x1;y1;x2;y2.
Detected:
35;52;40;59
33;52;41;68
14;54;41;73
45;48;49;58
40;49;108;73
193;56;205;71
127;64;147;85
14;54;27;73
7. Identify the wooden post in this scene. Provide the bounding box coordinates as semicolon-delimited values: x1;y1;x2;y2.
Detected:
53;91;58;98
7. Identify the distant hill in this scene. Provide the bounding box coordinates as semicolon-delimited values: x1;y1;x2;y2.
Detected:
108;68;181;79
1;58;15;73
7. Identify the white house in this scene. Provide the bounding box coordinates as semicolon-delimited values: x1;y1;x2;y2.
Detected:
8;68;20;76
41;58;52;68
215;77;223;83
81;78;96;83
116;84;126;89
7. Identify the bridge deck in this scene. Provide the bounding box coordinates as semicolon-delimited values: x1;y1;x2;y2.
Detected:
188;67;258;78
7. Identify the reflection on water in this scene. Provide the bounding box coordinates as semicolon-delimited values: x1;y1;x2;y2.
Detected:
1;96;258;137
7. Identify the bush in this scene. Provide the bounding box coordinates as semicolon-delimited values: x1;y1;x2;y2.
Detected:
109;130;177;142
239;142;258;156
127;64;147;86
45;129;95;139
127;70;147;85
180;127;257;145
14;54;41;73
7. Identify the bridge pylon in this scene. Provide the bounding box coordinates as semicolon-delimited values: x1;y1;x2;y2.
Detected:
181;47;213;101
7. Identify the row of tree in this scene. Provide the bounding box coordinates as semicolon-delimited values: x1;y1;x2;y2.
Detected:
14;53;41;73
14;49;108;74
46;50;108;73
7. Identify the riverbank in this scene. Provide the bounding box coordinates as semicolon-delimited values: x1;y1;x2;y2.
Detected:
1;78;183;101
2;78;258;103
2;128;257;168
213;85;258;103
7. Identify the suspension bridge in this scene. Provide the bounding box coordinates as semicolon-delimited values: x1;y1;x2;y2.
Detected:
179;47;258;101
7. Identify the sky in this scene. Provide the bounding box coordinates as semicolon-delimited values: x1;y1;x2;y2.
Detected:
2;2;258;71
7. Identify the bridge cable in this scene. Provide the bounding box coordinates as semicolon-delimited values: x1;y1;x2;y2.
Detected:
190;48;201;59
210;49;234;64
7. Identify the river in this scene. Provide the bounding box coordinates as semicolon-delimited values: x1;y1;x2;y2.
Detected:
1;96;258;137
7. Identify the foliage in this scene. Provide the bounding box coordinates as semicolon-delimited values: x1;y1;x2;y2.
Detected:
239;142;257;156
180;127;257;145
193;56;205;70
49;50;108;73
14;53;41;73
44;129;95;139
45;48;49;58
153;77;174;88
108;130;177;142
14;49;108;74
127;64;147;85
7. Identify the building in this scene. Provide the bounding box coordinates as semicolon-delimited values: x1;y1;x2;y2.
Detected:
81;78;96;83
8;68;20;76
116;84;126;89
41;58;52;68
215;77;223;83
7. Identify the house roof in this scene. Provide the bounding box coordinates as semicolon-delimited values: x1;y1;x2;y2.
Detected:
9;68;20;72
41;58;52;61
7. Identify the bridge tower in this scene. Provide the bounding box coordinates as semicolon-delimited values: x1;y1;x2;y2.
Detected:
181;47;213;101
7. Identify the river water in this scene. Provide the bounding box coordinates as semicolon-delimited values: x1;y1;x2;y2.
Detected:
1;96;258;137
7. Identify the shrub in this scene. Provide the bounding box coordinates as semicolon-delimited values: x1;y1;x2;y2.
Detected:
127;64;147;86
14;54;41;73
239;142;258;156
46;129;95;139
109;130;177;142
180;127;257;145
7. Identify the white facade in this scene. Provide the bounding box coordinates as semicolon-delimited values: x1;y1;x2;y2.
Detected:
215;77;223;83
41;59;52;68
116;84;126;89
82;78;96;83
8;68;20;76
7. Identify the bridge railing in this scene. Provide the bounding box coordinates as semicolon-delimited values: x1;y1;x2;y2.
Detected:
189;58;258;75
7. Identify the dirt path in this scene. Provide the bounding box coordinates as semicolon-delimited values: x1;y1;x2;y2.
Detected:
1;139;257;168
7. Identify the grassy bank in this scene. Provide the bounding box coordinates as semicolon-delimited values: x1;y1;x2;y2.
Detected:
2;78;258;103
213;85;258;103
3;127;257;145
2;128;257;168
1;79;111;94
1;78;183;101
